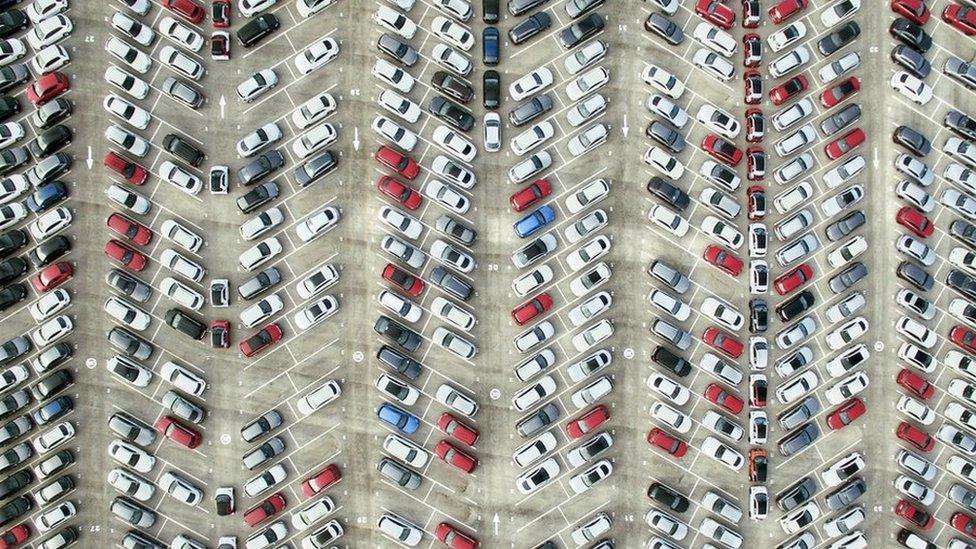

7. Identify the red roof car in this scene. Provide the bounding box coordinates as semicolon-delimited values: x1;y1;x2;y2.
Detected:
31;261;72;292
375;145;420;180
107;213;153;246
703;327;744;358
240;322;283;357
897;368;934;399
511;293;553;325
0;524;29;549
702;134;743;167
438;412;479;446
705;383;744;414
376;175;422;210
704;244;743;277
696;0;735;29
103;151;148;185
243;493;286;527
212;0;231;28
382;263;424;297
301;463;341;498
770;74;809;106
769;0;808;24
510;179;551;212
821;77;861;108
952;325;976;354
104;239;147;271
164;0;206;23
944;4;976;35
155;416;202;449
953;511;976;539
896;420;935;452
892;0;930;25
895;499;934;530
647;427;687;458
26;72;69;106
826;398;865;430
896;206;934;238
774;263;813;295
435;440;477;473
825;128;865;160
567;405;609;439
435;522;479;549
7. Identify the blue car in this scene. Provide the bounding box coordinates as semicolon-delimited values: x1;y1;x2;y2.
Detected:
514;205;555;238
26;181;66;213
377;402;420;434
33;395;72;426
483;27;499;66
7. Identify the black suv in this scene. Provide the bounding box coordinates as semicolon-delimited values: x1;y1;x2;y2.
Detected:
163;134;205;167
237;14;279;48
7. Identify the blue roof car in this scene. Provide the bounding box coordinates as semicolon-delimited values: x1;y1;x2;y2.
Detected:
377;402;420;434
514;205;555;238
33;395;72;426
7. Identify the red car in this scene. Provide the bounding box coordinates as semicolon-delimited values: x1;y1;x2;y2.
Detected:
243;493;286;527
510;179;551;212
821;77;860;108
897;368;934;399
376;176;422;210
704;245;743;277
0;524;28;549
31;261;72;292
769;74;809;106
696;0;735;29
567;405;609;439
155;416;202;449
825;128;865;160
743;33;762;67
375;146;420;180
747;185;766;220
647;427;687;458
954;511;976;539
746;147;766;181
891;0;930;25
896;420;935;452
438;412;479;446
896;206;934;238
774;264;813;295
703;326;744;358
705;383;744;414
435;522;479;549
26;72;69;106
944;4;976;35
435;440;477;473
744;70;762;104
826;398;865;430
702;134;743;167
212;0;231;27
301;464;341;498
746;108;765;143
239;323;283;357
382;263;424;298
164;0;206;23
769;0;808;24
103;151;148;185
107;213;152;246
104;239;147;271
511;293;553;325
895;499;934;530
951;325;976;354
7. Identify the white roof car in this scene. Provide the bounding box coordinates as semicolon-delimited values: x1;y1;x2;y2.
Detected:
160;361;207;397
568;459;612;494
651;318;691;351
898;395;935;425
297;264;339;300
435;382;478;416
572;318;613;353
31;315;72;347
646;508;688;541
28;0;68;24
776;316;817;349
823;451;865;486
565;209;608;244
433;326;477;360
431;154;476;188
295;37;340;75
572;512;612;546
944;188;976;219
897;234;935;266
294;295;339;331
769;45;811;78
430;296;475;332
510;67;553;101
514;348;556;382
895;474;934;506
946;163;976;194
692;48;735;81
749;410;768;444
702;188;741;220
643;146;684;179
701;352;743;386
702;410;744;442
819;50;860;84
768;21;806;52
106;354;153;389
517;457;559;494
775;124;817;158
107;467;155;501
383;433;429;469
34;500;75;532
565;66;610;102
896;315;936;349
296;206;340;243
701;491;742;524
160;249;205;282
425;180;470;215
646;94;689;128
380;235;426;270
159;45;203;80
772;98;815;131
749;337;768;371
34;421;74;454
28;14;71;50
514;320;555;354
827;235;867;269
160;277;204;311
774;182;813;215
105;124;149;157
648;289;690;322
821;184;864;217
702;215;743;249
891;71;933;105
103;94;151;130
436;0;472;20
161;470;204;505
701;296;744;331
827;291;867;323
433;125;476;163
826;316;869;351
512;265;553;297
106;36;151;74
372;59;415;93
566;94;608;128
896;180;934;212
104;296;151;331
432;43;472;76
825;370;869;405
693;22;736;57
238;0;277;16
776;370;819;404
696;104;740;139
512;232;557;269
378;205;423;241
512;375;556;412
896;153;934;186
646;372;690;406
378;89;421;124
239;237;282;271
567;122;609;157
430;238;474;272
641;63;684;99
431;15;473;50
108;439;156;473
650;401;692;433
302;519;345;549
292;92;337;129
297;0;335;17
509;151;552;184
825;154;866;189
291;496;336;531
378;288;421;324
750;260;769;294
105;65;150;100
242;464;287;499
29;207;71;240
29;289;70;322
566;39;608;75
570;261;611;297
511;121;554;156
240;294;284;328
825;344;869;378
373;114;417;152
775;210;813;242
236;122;283;158
566;178;610;214
701;436;743;471
159;16;203;51
296;379;341;415
161;219;203;253
484;111;501;152
159;160;203;195
566;235;611;272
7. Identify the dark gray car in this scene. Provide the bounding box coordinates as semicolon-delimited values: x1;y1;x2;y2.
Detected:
894;125;931;156
825;210;865;241
830;262;868;293
948;269;976;300
820;103;860;135
430;266;473;301
377;33;419;67
646;121;686;153
436;214;477;245
946;56;976;90
373;315;421;352
295;149;337;188
377;345;423;380
429;96;475;132
238;267;281;300
778;422;820;457
517;402;559;437
953;219;976;247
825;477;866;511
559;12;603;49
946;110;976;141
509;11;551;44
509;94;554;126
237;181;279;214
107;326;153;360
644;13;683;45
777;477;816;512
237;149;285;186
377;457;422;490
817;21;859;56
778;396;820;431
646;176;690;210
0;336;28;367
0;64;27;93
891;44;931;78
896;261;932;292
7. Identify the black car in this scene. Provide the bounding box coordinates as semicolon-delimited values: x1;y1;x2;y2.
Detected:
431;71;474;103
165;309;206;340
0;229;25;259
163;134;205;167
28;235;70;268
31;368;72;400
483;0;499;22
645;120;686;153
776;291;815;322
0;10;25;40
428;96;474;132
0;283;24;312
566;0;603;18
509;11;551;44
377;33;419;67
826;210;865;241
651;345;691;377
483;70;500;109
430;266;473;301
646;176;689;211
890;17;931;52
237;13;279;47
483;26;499;65
29;124;70;158
0;494;30;527
896;261;932;292
559;12;603;49
215;489;234;516
25;181;66;213
0;257;25;286
509;94;553;126
891;44;931;79
507;0;549;16
237;150;284;186
947;110;976;141
893;125;931;156
954;219;976;248
0;96;17;123
949;269;976;300
645;12;683;45
820;103;860;136
647;482;689;513
377;345;423;380
776;476;816;512
373;315;421;352
0;469;30;500
817;20;859;56
295;150;337;188
749;298;768;333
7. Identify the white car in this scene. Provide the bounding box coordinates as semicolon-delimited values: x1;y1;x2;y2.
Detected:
517;457;559;494
515;320;555;353
565;66;610;101
296;206;340;242
372;58;415;93
375;5;417;39
29;207;71;240
702;410;744;442
825;370;869;405
944;188;976;219
380;235;426;270
294;295;339;331
27;0;67;23
105;124;149;157
430;296;475;332
239;237;282;272
567;235;611;272
567;94;608;128
827;235;867;269
896;179;932;212
297;0;335;17
31;315;72;347
641;63;684;99
769;45;811;78
647;372;690;405
425;179;470;215
160;277;203;311
383;434;429;468
646;509;688;541
772;98;815;131
112;11;153;46
693;22;736;57
433;125;476;163
566;178;610;214
823;452;865;486
701;436;743;471
159;16;203;51
159;219;202;254
896;315;936;349
825;344;869;378
825;155;866;189
775;124;817;157
296;379;341;415
648;289;690;322
373;115;417;152
827;291;867;323
643;146;684;179
776;316;817;349
34;421;74;454
774;182;813;215
160;161;203;196
566;40;608;75
433;326;477;359
161;470;204;505
701;296;744;331
430;238;474;272
513;265;553;297
108;468;155;501
514;349;556;383
692;48;734;81
891;71;933;105
237;122;282;158
567;122;609;157
826;317;869;350
651;401;692;434
896;153;934;186
511;121;554;156
378;290;422;323
484;112;501;152
291;497;336;531
568;459;612;494
946;163;976;194
31;44;69;75
896;234;935;266
435;383;478;416
28;14;71;50
292;92;337;129
897;395;934;425
105;66;150;100
240;295;283;328
378;89;420;124
512;375;556;412
295;37;340;74
431;15;473;50
35;501;75;532
702;188;741;220
572;513;612;545
572;319;613;352
821;185;864;217
819;51;860;83
432;43;472;76
509;152;552;184
510;67;553;101
431;155;476;188
702;215;743;249
159;45;204;80
237;69;278;103
103;94;151;130
776;370;819;404
108;439;155;473
565;209;607;244
646;94;689;128
297;264;339;300
768;21;806;52
106;37;151;74
947;136;976;169
378;205;423;240
29;289;70;322
895;474;934;506
104;296;151;331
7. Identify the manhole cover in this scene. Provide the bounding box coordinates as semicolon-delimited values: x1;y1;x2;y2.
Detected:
353;351;364;363
873;341;884;352
489;389;501;400
220;434;231;445
623;348;635;359
85;358;96;369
